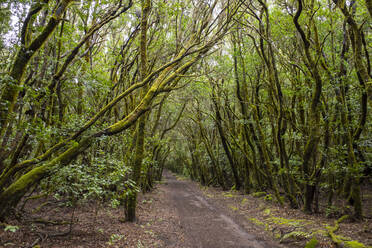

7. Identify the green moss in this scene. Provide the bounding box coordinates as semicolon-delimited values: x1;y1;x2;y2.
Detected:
205;193;214;198
228;205;238;211
326;215;369;248
263;208;271;216
311;229;327;237
344;241;367;248
252;192;266;197
304;237;319;248
280;231;310;243
268;216;312;227
222;192;235;198
175;175;187;181
264;194;273;201
247;217;265;226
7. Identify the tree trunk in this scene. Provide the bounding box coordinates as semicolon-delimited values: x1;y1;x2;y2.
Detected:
125;0;150;222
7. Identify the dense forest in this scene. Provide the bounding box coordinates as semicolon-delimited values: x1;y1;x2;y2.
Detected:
0;0;371;234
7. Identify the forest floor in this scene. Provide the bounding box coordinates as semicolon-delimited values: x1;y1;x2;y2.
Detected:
1;171;371;248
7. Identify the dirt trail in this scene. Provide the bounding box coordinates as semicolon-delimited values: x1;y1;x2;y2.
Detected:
162;171;282;248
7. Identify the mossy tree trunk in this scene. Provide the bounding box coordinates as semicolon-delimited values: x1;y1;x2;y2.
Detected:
293;0;323;213
332;0;370;219
0;1;246;221
211;82;241;190
0;0;73;139
125;0;151;222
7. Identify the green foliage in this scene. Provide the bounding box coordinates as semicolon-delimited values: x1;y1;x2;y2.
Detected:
304;237;319;248
247;217;266;227
0;0;370;231
264;194;273;201
4;225;19;233
107;233;124;246
252;192;267;198
325;205;343;218
344;241;368;248
280;231;311;243
268;216;313;227
42;142;134;206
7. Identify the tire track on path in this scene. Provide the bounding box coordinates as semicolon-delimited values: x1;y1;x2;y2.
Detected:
162;171;283;248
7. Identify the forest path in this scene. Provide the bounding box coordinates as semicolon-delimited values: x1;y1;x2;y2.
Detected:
162;171;283;248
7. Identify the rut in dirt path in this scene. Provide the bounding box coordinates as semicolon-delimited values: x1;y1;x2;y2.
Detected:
163;171;283;248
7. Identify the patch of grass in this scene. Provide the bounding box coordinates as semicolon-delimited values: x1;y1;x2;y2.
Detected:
141;199;153;204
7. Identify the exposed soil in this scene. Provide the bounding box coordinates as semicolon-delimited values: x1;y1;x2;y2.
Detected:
196;179;372;248
1;171;371;248
0;175;185;247
162;171;283;248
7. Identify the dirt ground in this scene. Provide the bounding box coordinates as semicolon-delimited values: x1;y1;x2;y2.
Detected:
196;179;372;248
0;177;185;248
161;171;282;248
1;171;371;247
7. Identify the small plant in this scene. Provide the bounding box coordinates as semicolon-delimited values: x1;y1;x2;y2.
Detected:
344;240;367;248
304;237;319;248
4;225;19;233
325;205;342;218
280;231;311;243
228;205;238;211
110;198;120;208
107;233;124;246
264;194;273;201
137;240;145;248
263;208;271;216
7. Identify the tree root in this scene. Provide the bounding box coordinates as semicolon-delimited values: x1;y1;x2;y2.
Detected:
30;218;73;226
326;215;369;248
31;201;53;213
327;215;349;244
27;206;76;247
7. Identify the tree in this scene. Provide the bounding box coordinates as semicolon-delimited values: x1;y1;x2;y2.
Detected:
0;0;241;220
